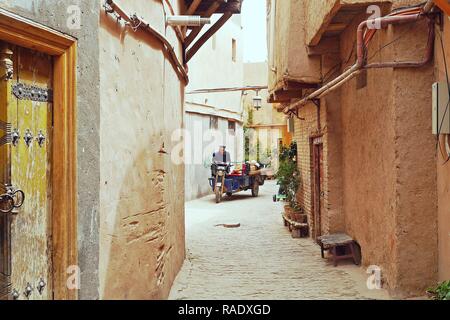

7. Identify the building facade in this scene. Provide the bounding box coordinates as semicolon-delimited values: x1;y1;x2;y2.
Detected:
268;0;449;297
242;62;290;173
0;0;242;300
184;15;244;201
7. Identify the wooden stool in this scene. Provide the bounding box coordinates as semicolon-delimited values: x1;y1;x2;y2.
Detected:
317;233;360;266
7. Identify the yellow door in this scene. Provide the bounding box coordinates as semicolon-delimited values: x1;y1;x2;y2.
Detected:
0;42;53;300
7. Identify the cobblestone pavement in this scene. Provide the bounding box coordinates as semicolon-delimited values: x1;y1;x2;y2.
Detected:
169;181;391;300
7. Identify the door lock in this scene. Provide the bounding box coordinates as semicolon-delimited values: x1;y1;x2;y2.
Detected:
36;130;46;148
24;129;33;147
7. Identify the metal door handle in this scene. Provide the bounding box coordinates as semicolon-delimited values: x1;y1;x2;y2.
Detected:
0;186;25;214
0;193;14;214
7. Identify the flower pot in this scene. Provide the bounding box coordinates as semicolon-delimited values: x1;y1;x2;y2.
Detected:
292;213;308;224
284;205;293;219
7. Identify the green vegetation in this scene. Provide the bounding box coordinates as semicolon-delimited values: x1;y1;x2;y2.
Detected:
427;281;450;300
276;142;301;209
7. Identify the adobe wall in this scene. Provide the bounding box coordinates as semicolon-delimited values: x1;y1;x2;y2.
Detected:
391;20;437;296
267;0;321;92
435;14;450;282
98;0;185;299
338;14;437;296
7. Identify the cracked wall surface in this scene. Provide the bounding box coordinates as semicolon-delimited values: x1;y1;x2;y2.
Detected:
98;0;185;299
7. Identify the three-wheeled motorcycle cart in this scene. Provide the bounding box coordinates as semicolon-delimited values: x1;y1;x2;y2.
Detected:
209;162;265;204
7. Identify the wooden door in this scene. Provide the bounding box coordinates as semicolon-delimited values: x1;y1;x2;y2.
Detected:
312;137;324;241
0;43;53;300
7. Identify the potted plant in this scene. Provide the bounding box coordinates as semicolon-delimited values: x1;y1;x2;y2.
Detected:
276;142;304;222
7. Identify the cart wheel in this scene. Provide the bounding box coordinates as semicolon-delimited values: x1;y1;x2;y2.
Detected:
226;192;233;197
252;182;259;197
215;188;222;203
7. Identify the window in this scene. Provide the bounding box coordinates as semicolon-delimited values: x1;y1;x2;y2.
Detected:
210;116;218;130
232;38;237;62
228;120;236;135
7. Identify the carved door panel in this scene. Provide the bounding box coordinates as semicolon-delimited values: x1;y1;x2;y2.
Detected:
0;43;53;300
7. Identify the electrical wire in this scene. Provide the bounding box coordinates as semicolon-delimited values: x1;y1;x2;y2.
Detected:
366;23;416;63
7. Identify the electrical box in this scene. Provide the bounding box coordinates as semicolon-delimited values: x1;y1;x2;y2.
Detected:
432;82;450;135
287;117;295;133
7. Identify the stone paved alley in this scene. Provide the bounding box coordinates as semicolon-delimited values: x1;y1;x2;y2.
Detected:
169;181;391;300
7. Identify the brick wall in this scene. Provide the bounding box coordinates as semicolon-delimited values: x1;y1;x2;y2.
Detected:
292;87;344;238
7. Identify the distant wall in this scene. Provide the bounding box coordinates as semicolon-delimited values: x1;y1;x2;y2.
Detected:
184;13;244;201
186;15;244;113
184;111;244;201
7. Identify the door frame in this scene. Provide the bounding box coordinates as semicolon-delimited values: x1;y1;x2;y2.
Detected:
310;134;323;241
0;8;77;300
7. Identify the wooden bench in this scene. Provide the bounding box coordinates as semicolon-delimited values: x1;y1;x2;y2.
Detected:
317;233;361;267
282;213;309;238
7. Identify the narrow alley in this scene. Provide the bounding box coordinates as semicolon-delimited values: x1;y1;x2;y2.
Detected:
170;181;390;300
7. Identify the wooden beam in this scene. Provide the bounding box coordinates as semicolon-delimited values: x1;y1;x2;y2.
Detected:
435;0;450;15
326;23;347;33
186;11;232;62
187;0;203;15
309;1;342;46
307;37;340;56
268;89;303;103
185;0;223;47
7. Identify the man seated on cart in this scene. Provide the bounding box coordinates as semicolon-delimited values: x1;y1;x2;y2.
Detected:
212;145;231;164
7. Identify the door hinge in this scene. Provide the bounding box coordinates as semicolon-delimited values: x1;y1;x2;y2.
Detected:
12;83;53;103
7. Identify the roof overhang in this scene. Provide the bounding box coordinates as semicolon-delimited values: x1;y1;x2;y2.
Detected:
184;0;243;14
308;1;392;46
268;76;318;104
183;0;243;63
